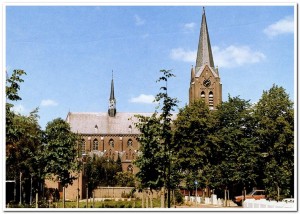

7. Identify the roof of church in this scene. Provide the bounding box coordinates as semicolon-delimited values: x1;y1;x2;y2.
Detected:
196;7;215;69
66;112;177;135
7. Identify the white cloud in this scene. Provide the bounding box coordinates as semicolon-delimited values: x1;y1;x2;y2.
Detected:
183;22;196;32
170;45;265;68
213;45;266;68
134;15;145;26
129;94;156;104
41;99;58;107
12;104;26;114
263;16;294;37
170;48;196;62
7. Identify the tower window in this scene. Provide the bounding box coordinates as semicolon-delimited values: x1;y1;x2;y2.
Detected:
201;91;205;99
209;91;214;110
93;139;98;151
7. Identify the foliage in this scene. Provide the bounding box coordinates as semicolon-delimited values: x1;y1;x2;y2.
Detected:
116;172;136;187
134;113;164;190
172;99;214;191
43;118;78;187
254;85;294;199
208;96;259;196
6;69;45;203
84;155;124;193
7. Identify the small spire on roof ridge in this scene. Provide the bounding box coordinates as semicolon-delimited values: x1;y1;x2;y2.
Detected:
112;70;113;79
203;6;205;14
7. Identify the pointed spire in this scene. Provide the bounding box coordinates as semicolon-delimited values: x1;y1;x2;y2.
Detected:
109;70;115;101
196;7;215;68
108;70;116;117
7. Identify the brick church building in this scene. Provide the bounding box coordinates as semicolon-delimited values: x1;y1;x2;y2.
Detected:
46;7;222;201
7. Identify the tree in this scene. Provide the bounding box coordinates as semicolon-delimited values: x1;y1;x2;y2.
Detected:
43;118;78;206
172;99;214;194
254;85;294;199
134;69;179;208
6;69;44;204
134;113;165;190
115;172;136;187
209;96;259;197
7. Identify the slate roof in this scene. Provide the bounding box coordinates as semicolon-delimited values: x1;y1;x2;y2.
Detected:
66;112;177;135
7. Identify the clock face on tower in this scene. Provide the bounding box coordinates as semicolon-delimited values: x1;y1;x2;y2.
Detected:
203;79;211;87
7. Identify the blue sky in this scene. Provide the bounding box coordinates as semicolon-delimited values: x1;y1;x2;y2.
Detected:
6;5;295;129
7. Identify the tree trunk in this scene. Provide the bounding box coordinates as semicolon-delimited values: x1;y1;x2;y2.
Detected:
142;190;144;208
63;186;65;208
161;187;165;208
35;192;38;208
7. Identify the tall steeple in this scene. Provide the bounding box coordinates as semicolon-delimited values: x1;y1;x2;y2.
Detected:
195;7;215;69
108;70;116;117
189;7;222;109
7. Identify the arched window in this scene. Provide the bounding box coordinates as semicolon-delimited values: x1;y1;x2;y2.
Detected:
112;152;115;160
109;139;114;148
93;139;98;151
129;149;132;158
126;153;128;160
127;139;133;147
209;91;214;110
132;153;135;160
127;165;133;173
201;91;205;99
81;139;86;155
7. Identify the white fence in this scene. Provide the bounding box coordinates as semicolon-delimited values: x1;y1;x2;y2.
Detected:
243;199;294;209
185;195;224;206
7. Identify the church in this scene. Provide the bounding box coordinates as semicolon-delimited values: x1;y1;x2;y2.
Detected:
46;7;222;201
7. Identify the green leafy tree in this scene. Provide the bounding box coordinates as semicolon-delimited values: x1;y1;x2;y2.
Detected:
172;99;214;194
254;85;294;199
43;118;78;206
209;96;259;197
6;69;44;204
134;69;179;208
115;171;136;187
134;113;164;190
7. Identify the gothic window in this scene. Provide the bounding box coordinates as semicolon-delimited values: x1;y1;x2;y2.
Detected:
127;139;133;147
129;149;132;157
209;91;214;110
126;153;128;160
81;139;86;155
127;165;133;174
112;152;115;160
201;91;205;99
109;139;114;148
93;139;98;151
109;149;112;156
132;153;135;160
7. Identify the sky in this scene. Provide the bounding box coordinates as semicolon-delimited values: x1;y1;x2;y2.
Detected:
5;4;295;130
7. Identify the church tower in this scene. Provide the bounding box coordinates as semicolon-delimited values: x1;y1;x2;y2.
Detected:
108;71;116;117
189;7;222;110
